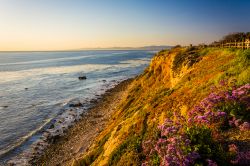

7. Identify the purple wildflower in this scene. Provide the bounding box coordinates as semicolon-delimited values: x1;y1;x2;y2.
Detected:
231;151;250;165
216;111;227;117
239;122;250;131
206;159;218;166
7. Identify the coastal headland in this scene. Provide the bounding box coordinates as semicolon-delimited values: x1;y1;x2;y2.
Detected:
71;46;249;166
9;45;250;166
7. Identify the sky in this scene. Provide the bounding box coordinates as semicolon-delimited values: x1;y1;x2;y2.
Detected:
0;0;250;51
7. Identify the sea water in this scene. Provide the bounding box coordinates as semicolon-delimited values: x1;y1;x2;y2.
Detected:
0;50;154;164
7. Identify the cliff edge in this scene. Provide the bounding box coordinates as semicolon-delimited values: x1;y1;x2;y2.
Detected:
73;47;250;166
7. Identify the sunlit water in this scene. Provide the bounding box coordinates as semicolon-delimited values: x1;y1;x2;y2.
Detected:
0;50;154;163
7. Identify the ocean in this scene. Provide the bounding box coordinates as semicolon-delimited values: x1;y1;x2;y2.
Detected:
0;50;154;164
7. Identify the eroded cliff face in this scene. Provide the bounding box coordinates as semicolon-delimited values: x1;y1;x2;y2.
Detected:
72;47;249;166
147;47;202;88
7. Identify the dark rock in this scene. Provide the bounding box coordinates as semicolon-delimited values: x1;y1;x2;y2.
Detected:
90;99;97;104
51;135;61;143
69;102;83;107
102;80;107;82
49;124;55;129
78;76;87;80
25;88;28;90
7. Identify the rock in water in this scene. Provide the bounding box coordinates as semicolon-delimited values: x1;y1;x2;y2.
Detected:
78;76;87;80
0;106;8;109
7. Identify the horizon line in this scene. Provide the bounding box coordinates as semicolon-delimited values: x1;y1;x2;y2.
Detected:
0;45;173;52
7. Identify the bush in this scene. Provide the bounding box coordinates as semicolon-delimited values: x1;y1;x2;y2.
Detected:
185;126;229;165
142;82;250;166
188;82;250;131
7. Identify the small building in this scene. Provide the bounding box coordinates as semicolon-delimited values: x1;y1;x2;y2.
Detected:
245;39;250;49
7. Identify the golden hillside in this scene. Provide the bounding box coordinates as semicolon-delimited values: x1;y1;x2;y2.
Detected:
73;46;250;166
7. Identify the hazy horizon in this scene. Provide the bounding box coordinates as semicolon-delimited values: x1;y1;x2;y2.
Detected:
0;0;250;51
0;45;172;52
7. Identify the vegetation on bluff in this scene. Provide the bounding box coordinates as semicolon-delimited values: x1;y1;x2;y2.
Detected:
219;32;250;43
210;32;250;48
72;46;250;166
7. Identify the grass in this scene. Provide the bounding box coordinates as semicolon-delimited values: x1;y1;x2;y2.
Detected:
108;112;148;165
73;133;111;166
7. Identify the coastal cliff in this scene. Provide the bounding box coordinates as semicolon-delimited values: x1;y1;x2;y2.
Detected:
73;47;250;166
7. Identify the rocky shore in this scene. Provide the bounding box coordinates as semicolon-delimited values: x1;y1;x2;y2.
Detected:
28;79;132;166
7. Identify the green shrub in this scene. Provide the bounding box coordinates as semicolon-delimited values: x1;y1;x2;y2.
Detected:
217;101;249;122
108;136;144;165
149;153;160;166
185;126;230;165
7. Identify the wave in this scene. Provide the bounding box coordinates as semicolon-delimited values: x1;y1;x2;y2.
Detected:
0;54;94;66
0;117;52;158
5;78;125;165
0;58;150;84
119;58;151;66
0;51;133;66
111;52;129;55
0;64;109;83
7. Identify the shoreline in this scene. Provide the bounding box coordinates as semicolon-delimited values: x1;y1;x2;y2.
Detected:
27;78;133;165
